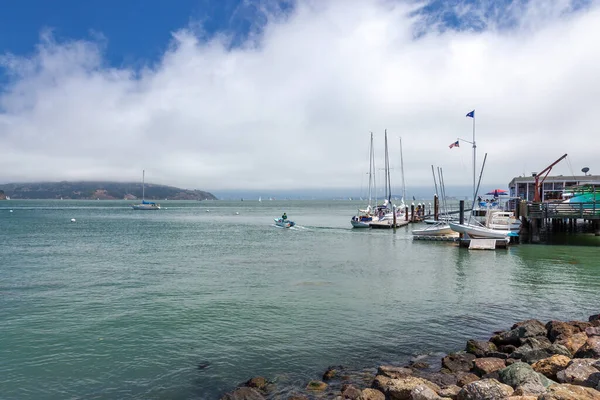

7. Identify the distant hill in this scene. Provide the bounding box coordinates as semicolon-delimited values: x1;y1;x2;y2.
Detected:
0;181;218;201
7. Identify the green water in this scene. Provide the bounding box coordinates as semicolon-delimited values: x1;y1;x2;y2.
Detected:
1;200;599;399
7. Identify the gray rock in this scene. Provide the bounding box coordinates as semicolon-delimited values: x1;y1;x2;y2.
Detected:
410;384;442;400
377;365;414;379
341;384;362;399
519;344;572;364
574;337;600;359
457;378;514;400
413;370;458;388
498;361;551;395
556;358;600;387
466;340;498;358
492;320;548;346
586;327;600;337
443;353;477;373
472;358;506;376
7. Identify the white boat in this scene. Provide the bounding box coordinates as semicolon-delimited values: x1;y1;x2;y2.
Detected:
449;221;515;239
274;218;295;228
351;133;375;228
486;210;521;231
412;222;456;237
132;170;160;210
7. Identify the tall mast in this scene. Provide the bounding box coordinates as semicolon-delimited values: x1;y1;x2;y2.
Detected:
368;132;373;207
142;170;145;201
384;130;391;203
399;137;406;204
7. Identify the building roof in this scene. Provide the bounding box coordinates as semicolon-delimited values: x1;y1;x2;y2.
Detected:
508;175;600;186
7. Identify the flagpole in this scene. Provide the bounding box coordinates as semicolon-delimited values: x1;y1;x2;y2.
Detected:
472;114;476;201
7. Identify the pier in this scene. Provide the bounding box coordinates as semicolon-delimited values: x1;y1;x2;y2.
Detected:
519;201;600;243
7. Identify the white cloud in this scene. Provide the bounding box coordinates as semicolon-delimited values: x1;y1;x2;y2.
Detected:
1;0;599;193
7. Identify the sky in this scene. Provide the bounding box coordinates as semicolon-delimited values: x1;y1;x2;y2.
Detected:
0;0;599;197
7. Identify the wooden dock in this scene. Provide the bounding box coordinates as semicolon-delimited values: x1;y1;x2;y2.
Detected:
521;201;600;242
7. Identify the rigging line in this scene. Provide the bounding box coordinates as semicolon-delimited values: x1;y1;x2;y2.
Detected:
565;155;576;179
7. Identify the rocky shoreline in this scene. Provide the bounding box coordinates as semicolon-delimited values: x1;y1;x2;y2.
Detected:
220;314;600;399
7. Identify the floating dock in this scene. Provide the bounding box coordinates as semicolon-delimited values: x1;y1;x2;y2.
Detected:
369;220;410;229
412;235;458;242
460;238;510;249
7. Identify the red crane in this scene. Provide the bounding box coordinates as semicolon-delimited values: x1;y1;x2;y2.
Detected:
533;153;568;202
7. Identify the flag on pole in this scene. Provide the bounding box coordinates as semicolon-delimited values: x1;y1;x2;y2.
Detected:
449;140;459;149
466;110;475;118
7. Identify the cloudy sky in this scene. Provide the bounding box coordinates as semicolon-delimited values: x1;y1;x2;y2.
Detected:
0;0;598;195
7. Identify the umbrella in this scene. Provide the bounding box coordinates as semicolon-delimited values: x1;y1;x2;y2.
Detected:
485;189;508;196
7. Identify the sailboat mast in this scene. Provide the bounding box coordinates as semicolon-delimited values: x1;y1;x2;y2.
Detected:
431;165;439;198
142;170;145;201
368;132;373;207
384;130;391;202
399;137;406;204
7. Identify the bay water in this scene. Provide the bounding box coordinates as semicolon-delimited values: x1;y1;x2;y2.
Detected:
1;200;599;399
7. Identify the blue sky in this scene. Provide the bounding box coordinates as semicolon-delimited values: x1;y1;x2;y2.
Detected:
0;0;294;71
0;0;598;192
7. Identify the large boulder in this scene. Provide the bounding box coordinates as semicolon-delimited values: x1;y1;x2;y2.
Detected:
443;353;476;373
575;337;600;359
377;365;414;379
538;383;600;399
439;385;461;399
466;340;498;358
220;387;266;400
519;344;572;364
410;384;443;400
556;332;588;355
513;337;553;357
380;376;440;400
532;355;571;380
547;321;577;342
413;370;458;388
457;378;514;400
492;320;548;346
587;327;600;337
498;362;549;396
556;358;600;387
362;388;385;400
456;372;480;387
472;358;506;376
341;384;363;399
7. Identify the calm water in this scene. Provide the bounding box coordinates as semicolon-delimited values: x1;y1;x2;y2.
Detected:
1;200;599;399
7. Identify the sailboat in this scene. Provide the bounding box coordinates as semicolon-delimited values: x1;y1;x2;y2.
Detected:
131;170;160;210
413;167;457;237
351;133;375;228
370;130;402;229
448;154;516;239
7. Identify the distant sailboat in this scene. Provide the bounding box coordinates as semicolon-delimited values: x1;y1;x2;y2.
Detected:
132;170;160;210
258;196;262;202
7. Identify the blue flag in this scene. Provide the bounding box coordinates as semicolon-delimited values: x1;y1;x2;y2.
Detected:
466;110;475;118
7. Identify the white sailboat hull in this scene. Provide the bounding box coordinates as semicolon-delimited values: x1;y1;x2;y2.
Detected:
412;224;456;236
449;222;512;239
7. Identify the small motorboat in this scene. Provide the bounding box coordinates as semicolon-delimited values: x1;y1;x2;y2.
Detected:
412;222;457;237
274;218;295;228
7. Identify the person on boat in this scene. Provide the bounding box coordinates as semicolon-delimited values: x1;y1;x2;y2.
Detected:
282;212;287;220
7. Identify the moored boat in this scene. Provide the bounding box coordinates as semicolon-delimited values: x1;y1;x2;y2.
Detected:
132;170;160;210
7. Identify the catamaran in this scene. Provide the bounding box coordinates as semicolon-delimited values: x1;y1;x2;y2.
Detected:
132;170;160;210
